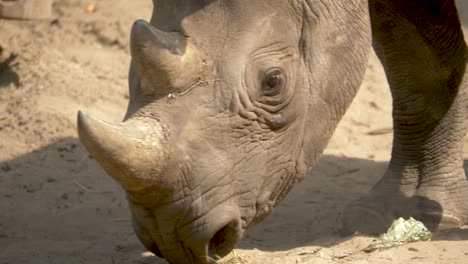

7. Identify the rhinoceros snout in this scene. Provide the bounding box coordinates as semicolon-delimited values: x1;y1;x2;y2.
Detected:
130;19;203;96
145;204;243;263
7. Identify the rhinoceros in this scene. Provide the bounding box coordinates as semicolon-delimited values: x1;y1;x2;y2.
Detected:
77;0;468;263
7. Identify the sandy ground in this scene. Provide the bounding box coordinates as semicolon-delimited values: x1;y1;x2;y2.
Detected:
1;1;468;263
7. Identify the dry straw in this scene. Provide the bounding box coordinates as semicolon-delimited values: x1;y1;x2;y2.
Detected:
217;251;256;264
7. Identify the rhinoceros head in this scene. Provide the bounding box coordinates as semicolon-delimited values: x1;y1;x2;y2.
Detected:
78;0;370;263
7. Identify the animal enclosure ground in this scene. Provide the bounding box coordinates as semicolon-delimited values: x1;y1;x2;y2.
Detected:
1;1;468;263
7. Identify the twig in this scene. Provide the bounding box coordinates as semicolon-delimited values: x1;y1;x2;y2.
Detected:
332;168;360;177
179;79;220;96
0;115;11;122
367;128;393;136
73;180;112;194
73;180;90;191
216;251;255;264
168;79;220;99
112;218;131;222
333;249;365;260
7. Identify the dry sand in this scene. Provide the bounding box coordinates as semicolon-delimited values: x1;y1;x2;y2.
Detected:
1;1;468;263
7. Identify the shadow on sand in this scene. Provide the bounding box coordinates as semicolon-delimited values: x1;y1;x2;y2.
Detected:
1;137;468;261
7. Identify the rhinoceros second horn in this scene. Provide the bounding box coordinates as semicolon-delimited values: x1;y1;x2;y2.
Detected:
130;20;202;96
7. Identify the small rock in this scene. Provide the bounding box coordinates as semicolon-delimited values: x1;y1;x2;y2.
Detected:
1;163;12;172
47;177;56;183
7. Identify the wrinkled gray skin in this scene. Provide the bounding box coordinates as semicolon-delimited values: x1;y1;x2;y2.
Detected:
77;0;468;263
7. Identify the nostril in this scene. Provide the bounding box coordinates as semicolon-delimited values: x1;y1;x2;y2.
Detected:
208;220;241;259
209;226;228;257
181;207;242;262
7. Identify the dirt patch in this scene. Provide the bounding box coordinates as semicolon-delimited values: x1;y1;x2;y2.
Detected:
1;1;468;264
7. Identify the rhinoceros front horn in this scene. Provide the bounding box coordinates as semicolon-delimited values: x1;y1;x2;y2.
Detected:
130;19;202;96
77;111;168;192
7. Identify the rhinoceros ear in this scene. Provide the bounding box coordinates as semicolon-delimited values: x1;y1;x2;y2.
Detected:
77;111;168;192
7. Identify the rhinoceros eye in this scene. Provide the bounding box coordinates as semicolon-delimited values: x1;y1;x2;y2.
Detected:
262;69;285;96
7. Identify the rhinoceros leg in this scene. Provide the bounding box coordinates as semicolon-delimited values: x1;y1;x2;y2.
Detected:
342;0;468;234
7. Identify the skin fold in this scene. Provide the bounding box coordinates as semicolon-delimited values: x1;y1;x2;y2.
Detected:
77;0;468;263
